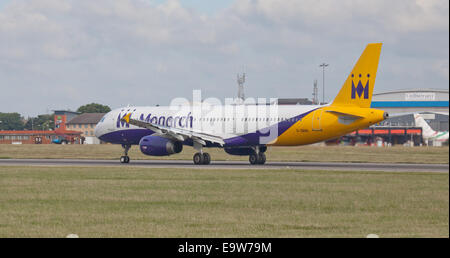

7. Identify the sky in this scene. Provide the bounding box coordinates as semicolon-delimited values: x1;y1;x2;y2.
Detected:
0;0;448;117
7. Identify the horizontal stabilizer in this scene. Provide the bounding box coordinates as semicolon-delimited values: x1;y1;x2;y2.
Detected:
325;110;364;119
326;110;364;125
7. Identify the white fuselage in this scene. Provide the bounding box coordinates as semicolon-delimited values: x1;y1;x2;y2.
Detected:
95;104;322;146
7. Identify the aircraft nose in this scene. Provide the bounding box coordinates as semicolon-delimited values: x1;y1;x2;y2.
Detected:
94;114;108;138
94;123;101;138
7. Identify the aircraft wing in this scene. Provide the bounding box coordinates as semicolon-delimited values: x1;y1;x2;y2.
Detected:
121;113;225;146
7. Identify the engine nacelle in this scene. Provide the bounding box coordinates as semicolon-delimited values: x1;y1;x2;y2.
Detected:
224;146;266;156
139;135;183;156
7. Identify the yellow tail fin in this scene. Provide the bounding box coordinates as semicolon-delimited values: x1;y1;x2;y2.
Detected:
331;43;382;108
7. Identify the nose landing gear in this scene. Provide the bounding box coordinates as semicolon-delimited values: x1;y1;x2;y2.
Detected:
120;144;131;163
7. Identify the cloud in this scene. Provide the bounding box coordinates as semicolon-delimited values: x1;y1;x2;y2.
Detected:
0;0;448;116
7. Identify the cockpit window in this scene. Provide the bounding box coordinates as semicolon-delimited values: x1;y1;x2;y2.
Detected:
100;115;106;123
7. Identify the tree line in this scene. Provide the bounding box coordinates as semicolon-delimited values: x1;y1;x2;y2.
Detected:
0;103;111;131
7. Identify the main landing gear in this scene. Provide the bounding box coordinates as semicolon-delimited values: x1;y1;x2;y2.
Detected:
249;146;266;165
120;144;131;163
193;142;211;165
193;152;211;165
249;152;266;165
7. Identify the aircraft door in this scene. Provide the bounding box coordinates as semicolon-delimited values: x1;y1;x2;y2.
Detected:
312;110;323;131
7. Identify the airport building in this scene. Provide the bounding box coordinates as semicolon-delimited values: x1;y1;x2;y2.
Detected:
348;88;449;146
277;98;313;105
54;110;80;131
0;110;82;144
66;113;105;144
370;89;449;132
371;88;449;115
0;110;105;145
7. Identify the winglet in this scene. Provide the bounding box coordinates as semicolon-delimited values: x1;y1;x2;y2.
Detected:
121;113;132;124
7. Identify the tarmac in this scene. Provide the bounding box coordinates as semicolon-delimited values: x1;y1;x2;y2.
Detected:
0;159;448;173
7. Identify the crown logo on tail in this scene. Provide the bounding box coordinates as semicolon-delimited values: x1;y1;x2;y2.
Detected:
351;73;370;99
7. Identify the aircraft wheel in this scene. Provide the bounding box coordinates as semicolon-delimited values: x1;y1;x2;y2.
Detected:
193;153;204;165
257;153;266;164
120;156;130;163
249;153;258;165
203;153;211;165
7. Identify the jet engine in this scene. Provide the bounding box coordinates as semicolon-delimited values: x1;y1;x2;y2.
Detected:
139;135;183;156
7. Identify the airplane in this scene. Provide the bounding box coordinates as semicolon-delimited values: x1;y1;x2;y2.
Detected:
94;43;388;165
414;113;449;142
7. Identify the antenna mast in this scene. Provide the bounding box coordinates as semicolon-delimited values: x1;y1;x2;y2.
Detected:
237;73;246;103
312;79;318;105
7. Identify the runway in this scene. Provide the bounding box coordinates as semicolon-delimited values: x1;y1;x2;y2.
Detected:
0;159;448;173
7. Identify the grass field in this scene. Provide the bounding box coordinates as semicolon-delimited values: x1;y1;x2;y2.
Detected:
0;144;448;164
0;166;448;238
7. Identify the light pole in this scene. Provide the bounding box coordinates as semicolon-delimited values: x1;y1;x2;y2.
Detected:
319;63;329;104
